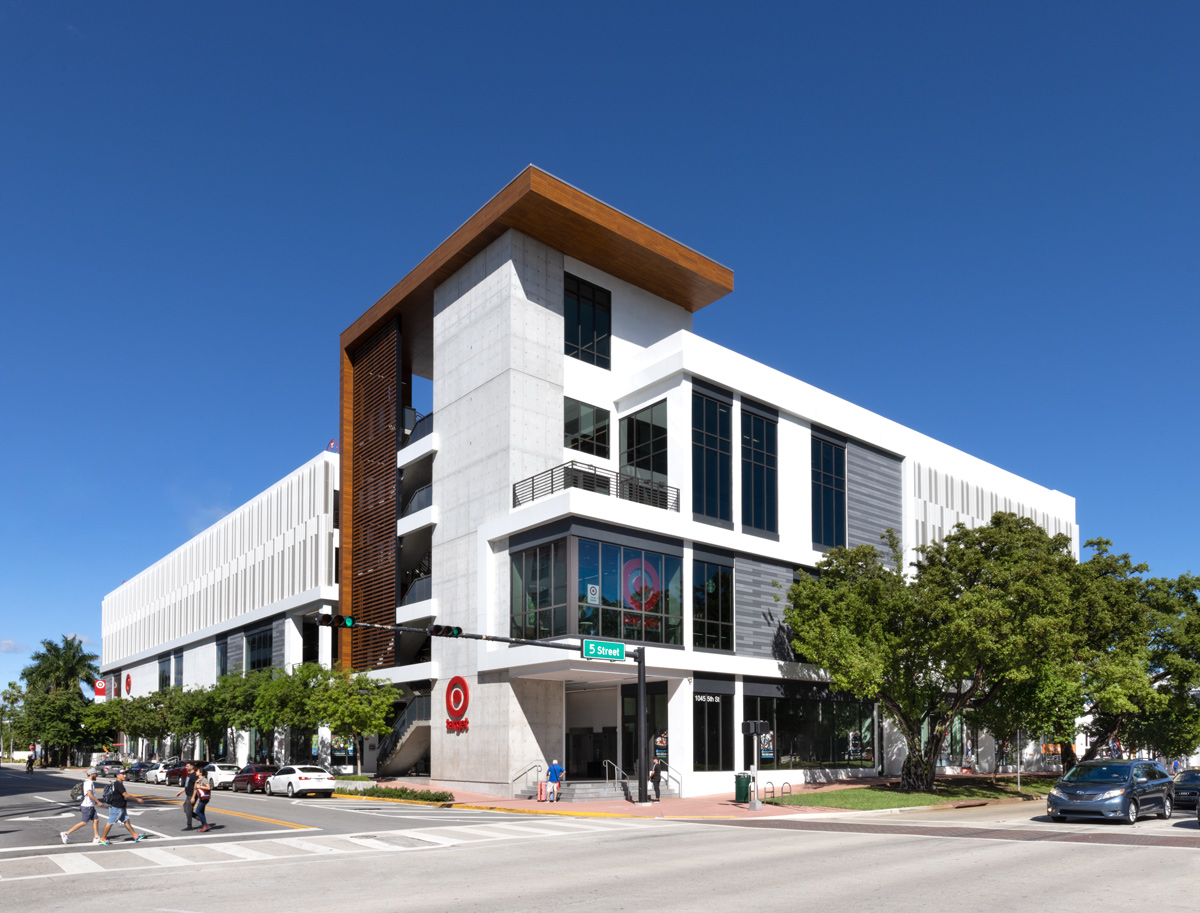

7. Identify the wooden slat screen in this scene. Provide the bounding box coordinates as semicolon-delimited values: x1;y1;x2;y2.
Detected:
348;319;399;670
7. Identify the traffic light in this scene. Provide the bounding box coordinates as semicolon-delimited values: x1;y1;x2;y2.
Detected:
317;614;355;628
429;624;463;637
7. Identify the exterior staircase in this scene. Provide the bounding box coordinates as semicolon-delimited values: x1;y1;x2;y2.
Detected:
514;778;678;803
375;696;431;778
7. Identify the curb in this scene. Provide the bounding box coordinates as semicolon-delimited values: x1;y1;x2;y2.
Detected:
332;792;456;808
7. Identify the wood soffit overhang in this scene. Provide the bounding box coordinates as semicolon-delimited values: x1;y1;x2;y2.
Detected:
339;166;735;361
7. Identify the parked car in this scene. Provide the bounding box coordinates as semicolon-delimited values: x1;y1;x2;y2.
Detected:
143;762;171;785
96;758;127;777
165;761;207;787
1174;769;1200;809
204;762;241;790
1047;759;1174;824
231;764;279;793
263;765;336;798
124;761;156;782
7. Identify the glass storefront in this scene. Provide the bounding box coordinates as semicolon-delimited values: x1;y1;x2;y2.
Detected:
744;684;876;770
694;691;735;771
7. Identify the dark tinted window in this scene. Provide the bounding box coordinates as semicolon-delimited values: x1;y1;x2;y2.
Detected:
812;437;846;548
564;274;611;369
692;392;731;521
1063;763;1131;782
564;398;610;458
742;411;777;532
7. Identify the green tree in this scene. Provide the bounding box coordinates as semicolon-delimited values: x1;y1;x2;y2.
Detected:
315;670;397;775
2;682;24;762
21;636;99;695
783;514;1076;791
1066;548;1200;765
23;688;89;766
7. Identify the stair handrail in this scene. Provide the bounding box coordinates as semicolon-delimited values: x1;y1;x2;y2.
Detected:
664;766;684;799
510;761;543;794
602;759;631;791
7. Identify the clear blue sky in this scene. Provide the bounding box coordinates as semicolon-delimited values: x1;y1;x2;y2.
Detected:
2;2;1197;687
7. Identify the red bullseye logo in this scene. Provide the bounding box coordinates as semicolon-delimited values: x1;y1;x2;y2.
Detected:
446;677;469;732
125;674;132;695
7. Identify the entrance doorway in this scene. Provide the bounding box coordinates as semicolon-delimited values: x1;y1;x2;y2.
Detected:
622;681;667;775
565;687;620;779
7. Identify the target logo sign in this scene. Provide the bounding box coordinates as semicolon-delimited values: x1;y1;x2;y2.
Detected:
125;674;132;696
445;677;470;732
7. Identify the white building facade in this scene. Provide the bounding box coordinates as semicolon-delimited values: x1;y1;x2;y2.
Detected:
99;451;342;766
339;168;1079;798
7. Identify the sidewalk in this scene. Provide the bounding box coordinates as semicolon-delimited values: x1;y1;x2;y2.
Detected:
365;771;1051;820
369;774;898;819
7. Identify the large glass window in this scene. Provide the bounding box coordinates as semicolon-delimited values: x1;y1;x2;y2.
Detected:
744;691;876;770
693;692;734;771
692;392;731;521
173;652;183;688
564;397;610;458
742;412;777;533
811;436;846;548
564;273;611;369
510;540;568;639
693;560;733;651
620;400;668;486
157;657;171;692
248;630;273;672
216;641;228;678
577;539;682;644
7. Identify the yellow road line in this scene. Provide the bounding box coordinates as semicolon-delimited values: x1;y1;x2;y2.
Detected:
129;794;314;830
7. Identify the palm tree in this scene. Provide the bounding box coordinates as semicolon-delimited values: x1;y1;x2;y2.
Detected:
22;635;99;694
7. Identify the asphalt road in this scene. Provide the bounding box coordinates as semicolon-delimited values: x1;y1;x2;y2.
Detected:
2;765;1197;912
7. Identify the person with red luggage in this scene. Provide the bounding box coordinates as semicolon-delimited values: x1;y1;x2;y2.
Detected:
546;759;565;802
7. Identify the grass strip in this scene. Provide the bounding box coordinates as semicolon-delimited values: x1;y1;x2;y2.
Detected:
768;776;1056;811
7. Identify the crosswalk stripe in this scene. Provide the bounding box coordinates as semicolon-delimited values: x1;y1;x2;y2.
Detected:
345;836;395;851
206;842;274;861
128;848;188;867
399;831;462;846
49;854;105;874
274;837;347;854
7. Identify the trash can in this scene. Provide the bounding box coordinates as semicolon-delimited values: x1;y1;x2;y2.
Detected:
734;772;752;803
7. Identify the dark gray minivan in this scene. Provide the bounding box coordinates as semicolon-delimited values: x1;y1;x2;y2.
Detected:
1046;760;1174;824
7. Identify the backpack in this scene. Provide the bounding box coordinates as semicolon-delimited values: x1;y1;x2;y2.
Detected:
70;781;83;803
101;782;116;804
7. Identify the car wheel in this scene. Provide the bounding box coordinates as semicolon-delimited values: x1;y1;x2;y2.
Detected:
1124;799;1139;824
1159;796;1173;819
265;782;273;796
286;783;295;798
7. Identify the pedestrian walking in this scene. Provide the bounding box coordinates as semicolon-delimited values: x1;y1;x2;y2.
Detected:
97;770;146;844
174;762;198;830
61;768;104;844
648;757;664;802
192;769;213;832
547;759;565;802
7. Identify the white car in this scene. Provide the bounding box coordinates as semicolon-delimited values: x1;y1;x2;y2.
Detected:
263;765;337;798
144;762;170;785
204;762;241;790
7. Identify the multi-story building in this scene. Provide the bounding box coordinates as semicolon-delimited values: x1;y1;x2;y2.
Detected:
99;451;342;766
340;167;1078;797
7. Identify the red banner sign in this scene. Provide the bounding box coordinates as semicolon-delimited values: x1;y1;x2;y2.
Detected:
94;678;106;696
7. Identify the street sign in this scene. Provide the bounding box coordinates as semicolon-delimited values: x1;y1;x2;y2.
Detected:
581;639;626;661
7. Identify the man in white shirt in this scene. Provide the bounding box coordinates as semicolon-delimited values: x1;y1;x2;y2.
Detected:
61;768;104;844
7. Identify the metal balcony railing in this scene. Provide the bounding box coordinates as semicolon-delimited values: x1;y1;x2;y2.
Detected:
401;575;432;605
401;484;433;518
512;461;680;512
403;410;433;447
